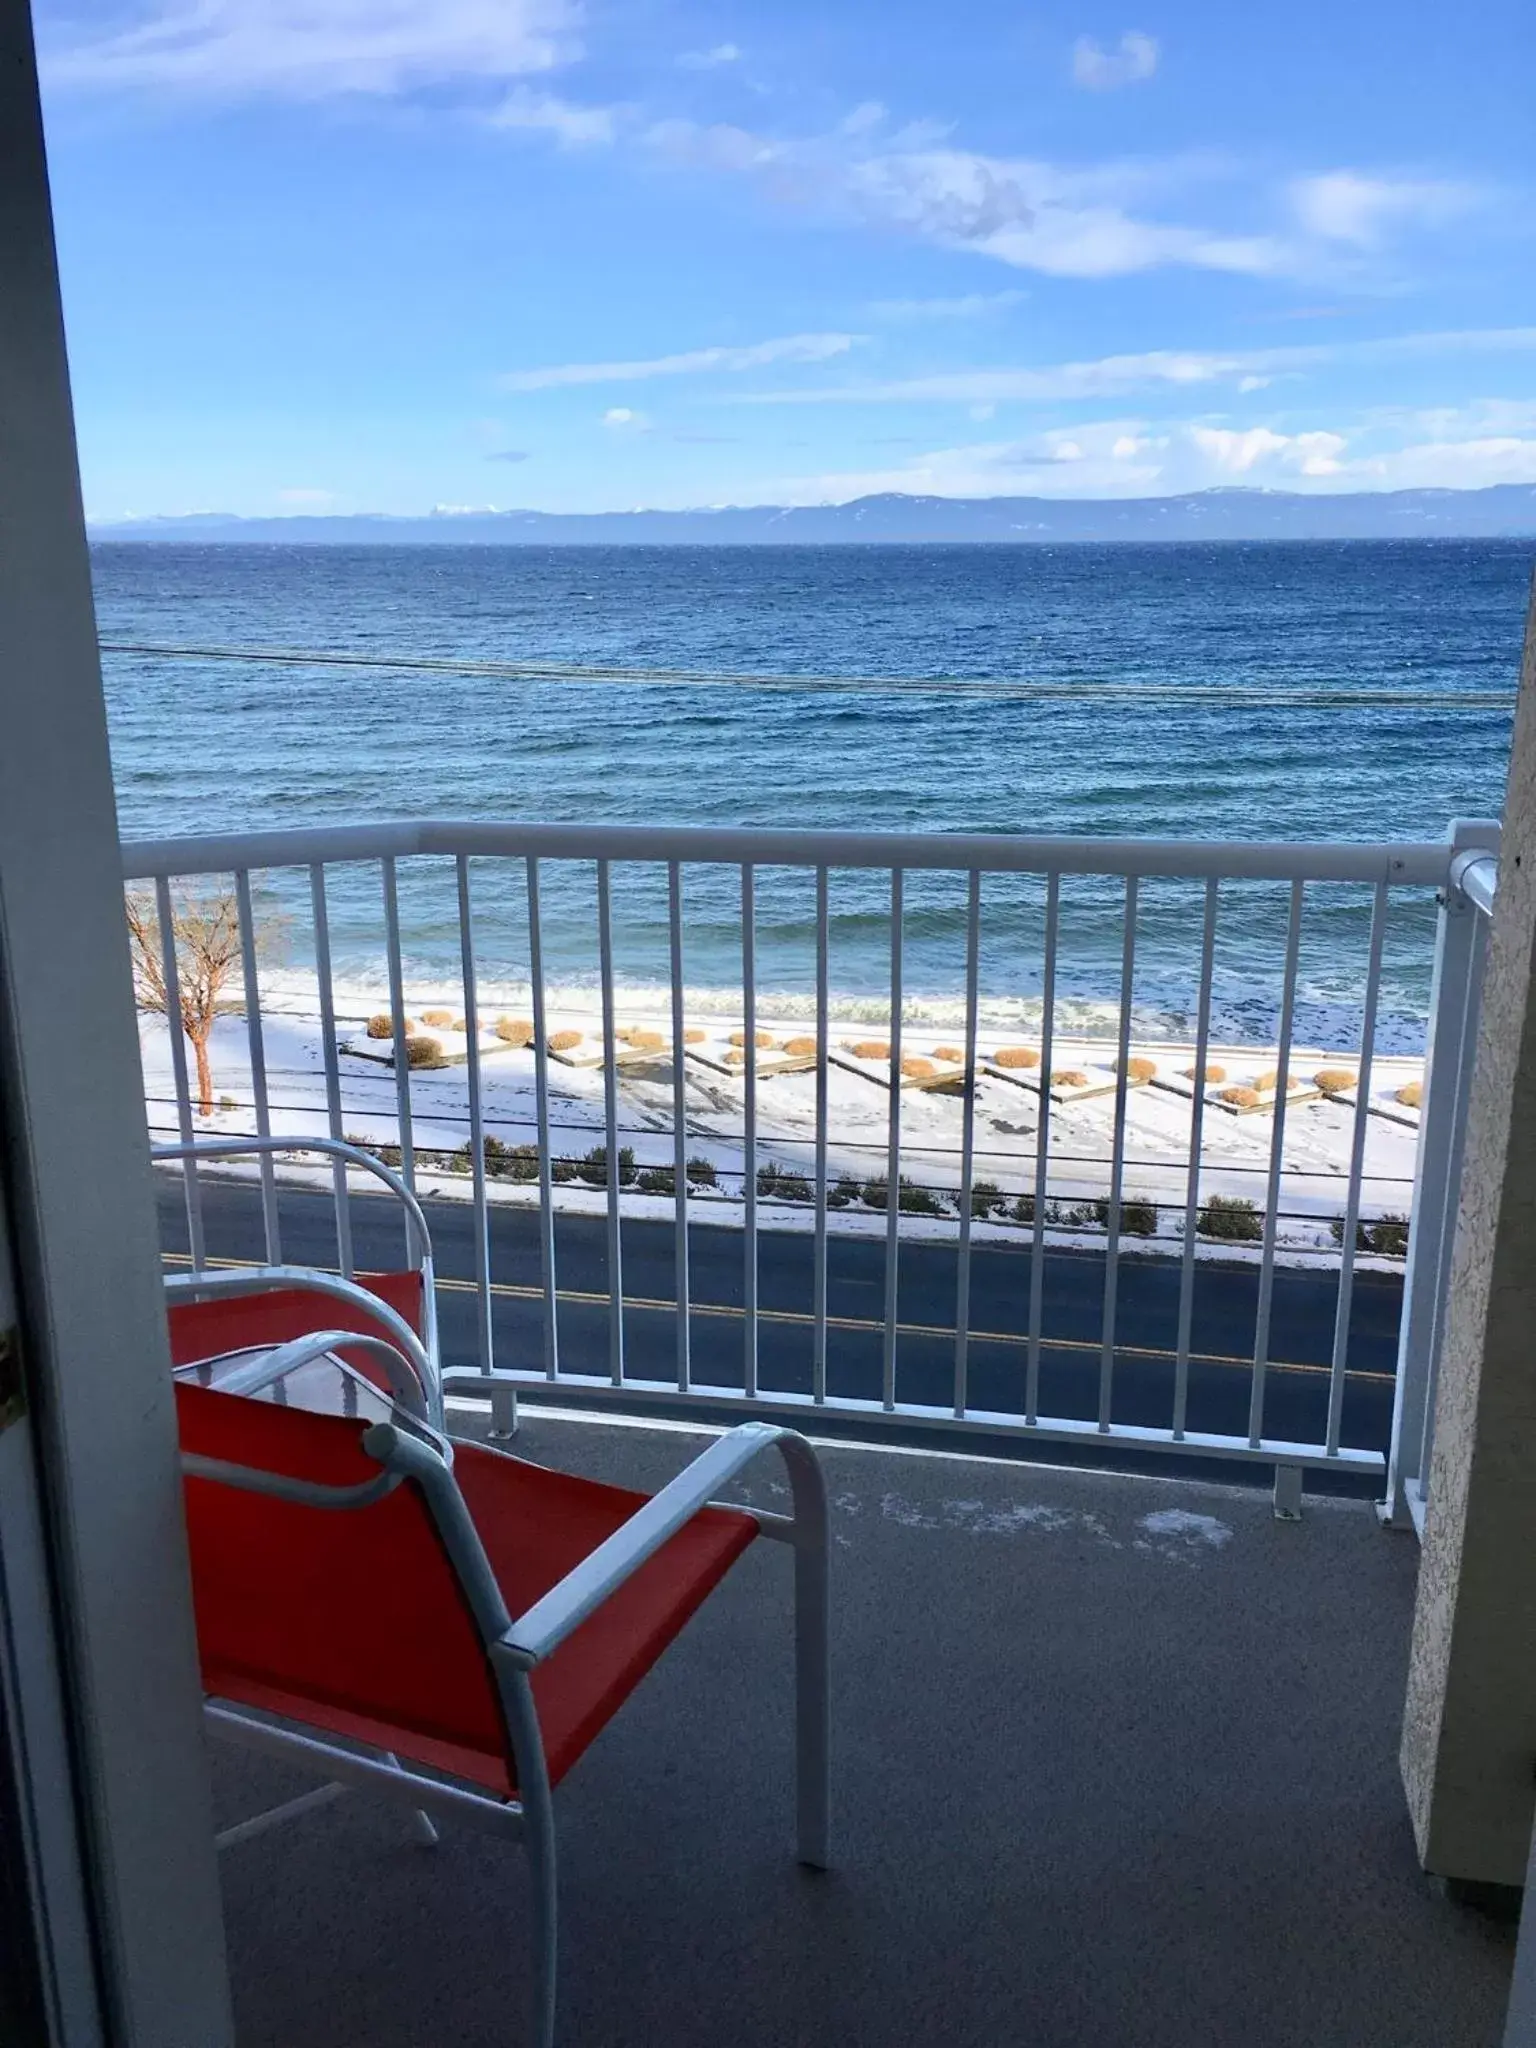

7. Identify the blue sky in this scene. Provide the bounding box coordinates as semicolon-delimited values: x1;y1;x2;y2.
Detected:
34;0;1536;517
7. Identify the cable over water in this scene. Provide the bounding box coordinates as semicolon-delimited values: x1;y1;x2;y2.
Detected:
98;640;1516;710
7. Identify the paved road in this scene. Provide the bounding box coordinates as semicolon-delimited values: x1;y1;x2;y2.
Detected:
156;1173;1401;1464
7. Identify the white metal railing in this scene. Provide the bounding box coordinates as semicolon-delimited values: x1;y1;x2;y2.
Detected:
122;817;1499;1512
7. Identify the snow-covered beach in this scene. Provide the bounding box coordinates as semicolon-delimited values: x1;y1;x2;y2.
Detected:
140;968;1426;1271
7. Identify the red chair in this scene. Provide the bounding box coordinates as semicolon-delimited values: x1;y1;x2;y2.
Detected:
178;1374;830;2048
158;1135;442;1425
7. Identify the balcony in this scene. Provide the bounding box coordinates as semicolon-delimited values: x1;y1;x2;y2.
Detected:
208;1402;1513;2048
132;816;1517;2042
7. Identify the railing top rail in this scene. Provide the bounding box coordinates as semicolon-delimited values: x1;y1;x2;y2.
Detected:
119;818;1483;887
1451;848;1499;917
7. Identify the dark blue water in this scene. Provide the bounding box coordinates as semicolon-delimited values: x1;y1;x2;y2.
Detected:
93;540;1531;1046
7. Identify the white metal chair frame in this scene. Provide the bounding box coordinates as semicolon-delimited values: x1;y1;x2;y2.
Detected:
155;1135;443;1426
184;1373;831;2048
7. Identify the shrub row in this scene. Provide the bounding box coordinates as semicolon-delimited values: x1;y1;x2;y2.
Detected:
337;1138;1374;1250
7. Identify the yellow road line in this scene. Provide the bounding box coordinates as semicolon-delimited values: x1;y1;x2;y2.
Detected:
163;1253;1395;1383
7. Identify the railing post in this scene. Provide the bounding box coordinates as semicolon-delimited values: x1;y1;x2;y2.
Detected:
1382;819;1500;1531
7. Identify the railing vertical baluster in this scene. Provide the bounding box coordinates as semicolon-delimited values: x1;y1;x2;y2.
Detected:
525;858;559;1380
1325;882;1390;1454
309;862;354;1279
1026;874;1060;1425
1173;879;1219;1437
455;856;495;1386
155;874;206;1270
596;860;625;1386
381;857;416;1265
741;864;758;1400
812;866;830;1406
1249;879;1306;1446
953;870;982;1418
668;860;690;1393
882;869;904;1412
1098;876;1139;1431
234;868;281;1265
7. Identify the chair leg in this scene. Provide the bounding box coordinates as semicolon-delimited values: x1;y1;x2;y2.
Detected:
523;1787;558;2048
379;1752;440;1846
503;1671;558;2048
780;1434;831;1870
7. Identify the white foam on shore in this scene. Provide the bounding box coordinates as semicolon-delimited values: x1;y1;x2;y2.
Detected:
252;965;1432;1060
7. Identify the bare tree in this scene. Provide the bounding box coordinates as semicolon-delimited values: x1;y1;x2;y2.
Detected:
125;889;257;1118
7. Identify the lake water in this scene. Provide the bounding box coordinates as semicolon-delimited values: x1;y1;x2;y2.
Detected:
94;538;1531;1051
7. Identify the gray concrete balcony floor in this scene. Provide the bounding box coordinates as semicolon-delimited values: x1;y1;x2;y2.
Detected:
210;1411;1513;2048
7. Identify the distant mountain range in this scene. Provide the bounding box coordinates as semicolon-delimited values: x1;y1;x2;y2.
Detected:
89;484;1536;545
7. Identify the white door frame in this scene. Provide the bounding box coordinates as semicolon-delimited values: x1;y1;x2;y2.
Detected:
0;2;234;2040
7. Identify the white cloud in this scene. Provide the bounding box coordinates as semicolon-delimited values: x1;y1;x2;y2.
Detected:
753;405;1536;505
645;104;1493;284
766;419;1169;502
1342;437;1536;489
841;101;888;137
645;117;784;173
737;345;1264;407
677;42;741;69
601;406;649;430
501;331;865;390
732;326;1536;408
1290;170;1478;247
1189;425;1348;476
1072;31;1159;90
651;118;1295;280
42;0;577;98
845;150;1287;277
489;89;616;145
1380;399;1536;438
869;289;1027;321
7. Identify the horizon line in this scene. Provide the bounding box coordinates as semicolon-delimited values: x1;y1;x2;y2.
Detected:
86;479;1536;528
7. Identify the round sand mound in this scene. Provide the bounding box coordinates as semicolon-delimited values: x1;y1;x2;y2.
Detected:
1314;1068;1356;1094
993;1046;1041;1070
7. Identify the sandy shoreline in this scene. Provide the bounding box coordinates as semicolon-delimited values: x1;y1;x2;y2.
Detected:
139;971;1426;1273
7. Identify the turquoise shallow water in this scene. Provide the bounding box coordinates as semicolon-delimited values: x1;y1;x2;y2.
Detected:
94;538;1532;1049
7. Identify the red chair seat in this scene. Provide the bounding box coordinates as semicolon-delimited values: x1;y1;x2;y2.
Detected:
178;1384;757;1797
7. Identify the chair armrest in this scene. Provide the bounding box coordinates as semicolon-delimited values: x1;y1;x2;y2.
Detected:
500;1420;809;1666
178;1329;431;1423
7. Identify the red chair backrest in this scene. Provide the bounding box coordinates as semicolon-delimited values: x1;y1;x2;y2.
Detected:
177;1383;508;1769
167;1272;425;1396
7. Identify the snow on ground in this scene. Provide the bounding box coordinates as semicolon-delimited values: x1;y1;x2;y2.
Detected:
138;974;1425;1272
